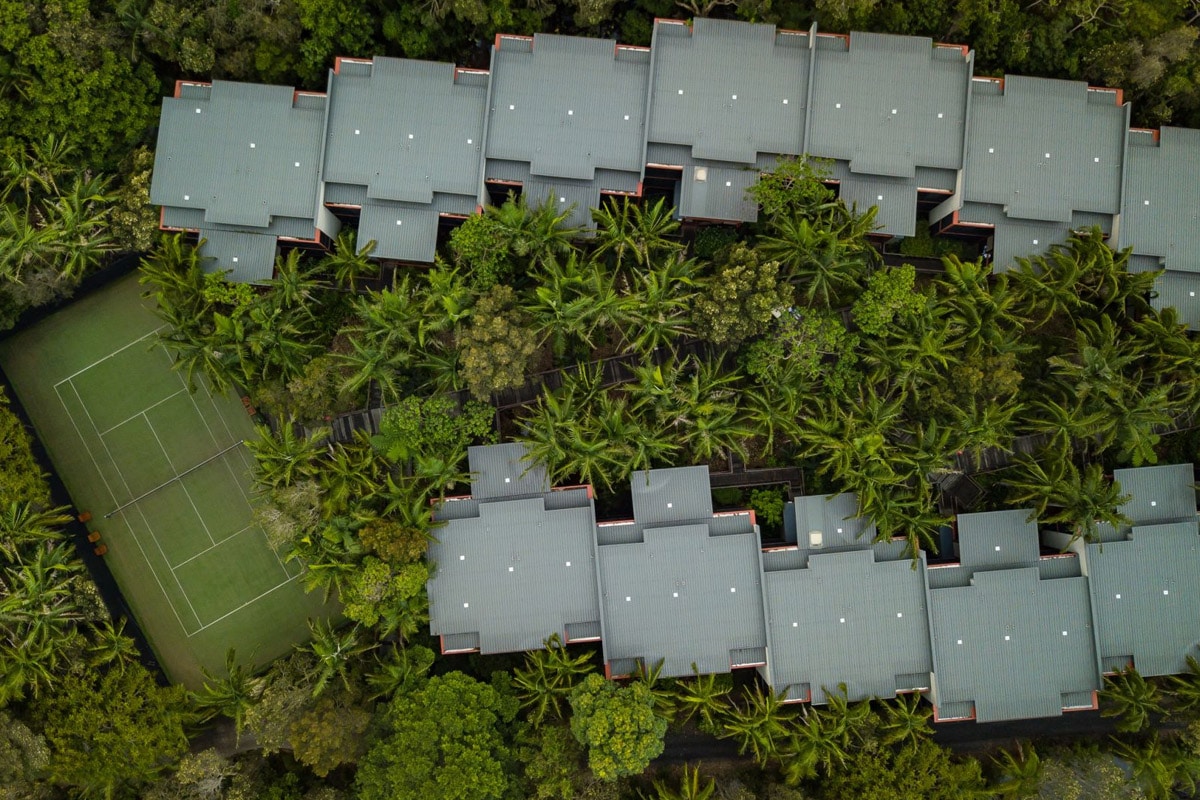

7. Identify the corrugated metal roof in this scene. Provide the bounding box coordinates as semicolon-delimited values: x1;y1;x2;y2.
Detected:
955;509;1041;571
631;466;713;525
1114;463;1197;530
486;34;647;187
1119;126;1200;273
196;229;277;282
1084;521;1200;676
834;174;916;237
597;523;767;677
808;32;969;178
427;495;600;654
963;76;1124;221
468;442;550;499
929;567;1100;723
678;164;760;222
150;81;325;231
786;493;876;556
1150;271;1200;330
763;548;933;704
990;218;1075;272
522;178;597;229
358;200;440;262
648;18;808;165
323;57;486;203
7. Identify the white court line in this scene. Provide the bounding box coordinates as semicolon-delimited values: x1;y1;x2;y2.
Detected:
144;414;216;546
169;524;256;570
187;572;302;637
74;381;206;630
55;380;198;634
166;356;294;579
98;388;187;436
53;326;167;388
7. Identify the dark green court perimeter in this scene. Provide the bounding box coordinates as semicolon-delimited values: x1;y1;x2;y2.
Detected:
0;273;333;687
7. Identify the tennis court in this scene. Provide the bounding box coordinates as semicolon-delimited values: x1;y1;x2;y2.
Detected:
0;273;333;687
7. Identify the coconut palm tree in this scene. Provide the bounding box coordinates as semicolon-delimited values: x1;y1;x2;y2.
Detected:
191;648;264;742
87;617;140;672
246;422;326;491
592;197;683;270
991;740;1042;798
322;229;378;291
523;252;621;359
302;619;374;698
645;763;715;800
1100;667;1163;733
619;256;698;356
0;502;70;563
781;707;850;782
1108;736;1192;800
673;669;733;733
513;633;594;726
878;692;933;747
1168;655;1200;717
719;685;792;766
1005;458;1131;546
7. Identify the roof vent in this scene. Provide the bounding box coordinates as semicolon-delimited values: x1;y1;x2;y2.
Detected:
808;530;823;548
694;167;707;182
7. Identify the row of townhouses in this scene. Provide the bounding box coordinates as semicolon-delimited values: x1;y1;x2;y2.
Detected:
428;443;1200;724
149;18;1200;326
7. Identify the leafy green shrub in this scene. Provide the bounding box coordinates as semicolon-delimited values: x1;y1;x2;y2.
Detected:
749;488;786;529
692;225;739;260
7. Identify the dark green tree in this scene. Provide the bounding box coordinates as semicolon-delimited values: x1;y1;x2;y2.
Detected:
569;672;668;781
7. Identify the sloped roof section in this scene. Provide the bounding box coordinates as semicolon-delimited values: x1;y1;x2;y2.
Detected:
1084;521;1200;676
648;18;809;164
324;57;487;203
151;81;326;233
631;466;713;526
428;491;600;654
929;566;1099;722
598;522;766;677
808;32;970;178
763;545;932;704
468;442;550;499
963;76;1124;222
196;229;277;283
1119;127;1200;274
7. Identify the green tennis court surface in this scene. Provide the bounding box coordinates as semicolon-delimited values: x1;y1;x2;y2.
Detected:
0;273;334;687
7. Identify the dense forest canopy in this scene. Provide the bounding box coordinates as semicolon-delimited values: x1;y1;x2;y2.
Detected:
5;1;1200;798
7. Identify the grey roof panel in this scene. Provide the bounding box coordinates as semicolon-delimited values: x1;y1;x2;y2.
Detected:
427;495;600;654
955;509;1041;571
468;442;550;499
1085;521;1200;676
1114;463;1197;529
597;523;767;677
323;57;486;203
151;81;325;232
835;174;915;237
196;229;277;283
678;164;759;222
357;200;440;261
808;32;970;176
787;493;876;552
649;19;808;164
929;567;1100;722
631;466;713;525
763;548;933;704
990;219;1076;273
522;178;597;229
1151;272;1200;330
486;34;648;182
1119;127;1200;273
963;76;1124;221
